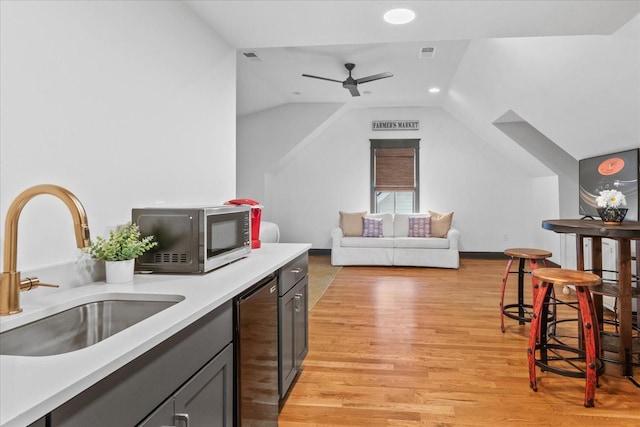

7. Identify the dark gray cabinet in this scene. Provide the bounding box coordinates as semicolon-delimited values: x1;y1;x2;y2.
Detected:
20;251;310;426
50;301;233;427
278;253;309;404
138;343;233;426
27;418;46;427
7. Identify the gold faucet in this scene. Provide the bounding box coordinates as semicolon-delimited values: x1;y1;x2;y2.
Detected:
1;184;91;316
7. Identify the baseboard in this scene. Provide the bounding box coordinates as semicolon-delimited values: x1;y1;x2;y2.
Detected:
460;251;504;259
309;249;559;266
309;248;331;256
312;249;506;259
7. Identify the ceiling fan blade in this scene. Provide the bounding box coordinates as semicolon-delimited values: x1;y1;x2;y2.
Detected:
301;74;343;83
345;85;360;97
356;72;393;85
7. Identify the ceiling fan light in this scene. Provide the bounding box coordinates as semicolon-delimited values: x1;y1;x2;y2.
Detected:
383;8;415;25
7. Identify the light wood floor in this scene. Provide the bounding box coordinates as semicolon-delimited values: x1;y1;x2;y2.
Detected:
278;258;640;426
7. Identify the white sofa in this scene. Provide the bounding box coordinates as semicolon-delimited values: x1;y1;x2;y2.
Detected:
330;213;460;268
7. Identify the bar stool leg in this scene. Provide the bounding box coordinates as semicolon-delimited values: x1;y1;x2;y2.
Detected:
529;258;548;302
500;256;515;333
532;258;557;338
576;287;600;407
516;258;526;324
528;281;553;392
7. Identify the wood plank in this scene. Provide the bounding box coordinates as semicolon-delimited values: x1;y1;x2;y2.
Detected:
279;258;640;426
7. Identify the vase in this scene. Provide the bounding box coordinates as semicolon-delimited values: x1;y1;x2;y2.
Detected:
596;207;628;225
105;259;135;283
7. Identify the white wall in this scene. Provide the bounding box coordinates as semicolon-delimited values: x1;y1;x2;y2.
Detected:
239;105;541;252
0;1;237;271
529;175;562;259
237;102;344;211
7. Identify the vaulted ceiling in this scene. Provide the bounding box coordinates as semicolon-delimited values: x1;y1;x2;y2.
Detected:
184;1;640;165
186;1;638;111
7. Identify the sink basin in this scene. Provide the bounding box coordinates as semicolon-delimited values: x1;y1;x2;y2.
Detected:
0;295;184;356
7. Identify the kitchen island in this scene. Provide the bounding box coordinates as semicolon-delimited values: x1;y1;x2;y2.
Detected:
0;243;310;427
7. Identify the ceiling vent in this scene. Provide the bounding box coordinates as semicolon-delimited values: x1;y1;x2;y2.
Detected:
418;47;436;59
242;51;261;62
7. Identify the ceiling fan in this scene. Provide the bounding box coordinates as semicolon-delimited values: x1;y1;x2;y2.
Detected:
302;63;393;97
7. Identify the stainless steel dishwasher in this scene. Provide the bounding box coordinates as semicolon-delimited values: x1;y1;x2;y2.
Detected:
234;274;279;426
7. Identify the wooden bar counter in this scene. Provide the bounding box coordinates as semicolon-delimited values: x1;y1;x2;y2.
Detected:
542;219;640;378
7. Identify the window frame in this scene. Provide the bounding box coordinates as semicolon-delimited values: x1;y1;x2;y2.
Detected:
370;139;420;214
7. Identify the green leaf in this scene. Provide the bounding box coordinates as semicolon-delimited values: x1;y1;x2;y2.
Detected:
85;222;157;261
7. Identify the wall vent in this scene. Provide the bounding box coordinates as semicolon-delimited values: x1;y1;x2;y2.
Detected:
242;51;261;62
419;47;436;58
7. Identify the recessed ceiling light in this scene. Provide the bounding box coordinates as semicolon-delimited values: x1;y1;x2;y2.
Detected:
383;8;415;25
429;87;441;94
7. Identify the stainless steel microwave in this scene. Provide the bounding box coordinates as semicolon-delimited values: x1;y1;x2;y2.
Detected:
132;206;251;274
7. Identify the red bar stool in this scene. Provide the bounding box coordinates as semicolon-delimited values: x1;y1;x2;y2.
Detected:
500;248;552;332
528;268;605;407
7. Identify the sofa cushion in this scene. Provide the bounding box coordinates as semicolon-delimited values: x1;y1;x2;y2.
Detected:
394;237;450;249
408;216;431;237
393;213;430;237
362;217;383;237
341;236;395;248
339;211;367;236
428;210;453;238
366;213;394;237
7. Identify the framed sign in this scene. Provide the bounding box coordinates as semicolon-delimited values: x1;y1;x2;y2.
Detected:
372;120;419;131
578;148;639;220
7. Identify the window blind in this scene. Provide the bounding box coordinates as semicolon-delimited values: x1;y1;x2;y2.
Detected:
374;148;415;192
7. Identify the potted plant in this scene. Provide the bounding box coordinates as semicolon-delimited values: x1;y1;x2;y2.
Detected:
595;189;628;225
86;222;157;283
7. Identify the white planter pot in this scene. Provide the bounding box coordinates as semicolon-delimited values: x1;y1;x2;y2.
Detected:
105;259;135;284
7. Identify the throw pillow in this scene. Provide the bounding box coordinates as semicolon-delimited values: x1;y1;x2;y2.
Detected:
408;216;431;237
366;213;394;237
394;213;430;237
428;210;454;238
362;217;383;237
339;211;367;237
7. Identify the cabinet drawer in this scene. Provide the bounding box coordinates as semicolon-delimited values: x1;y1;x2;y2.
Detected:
279;252;308;296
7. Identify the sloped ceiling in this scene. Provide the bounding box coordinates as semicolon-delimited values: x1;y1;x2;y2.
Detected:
445;16;640;164
185;0;640;166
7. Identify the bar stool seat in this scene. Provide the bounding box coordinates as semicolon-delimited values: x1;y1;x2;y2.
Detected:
500;248;552;332
528;268;605;407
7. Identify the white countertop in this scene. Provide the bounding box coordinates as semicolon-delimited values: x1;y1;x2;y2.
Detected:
0;243;310;427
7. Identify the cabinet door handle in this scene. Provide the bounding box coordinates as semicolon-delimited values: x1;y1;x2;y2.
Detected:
294;293;303;312
291;267;303;274
175;413;190;427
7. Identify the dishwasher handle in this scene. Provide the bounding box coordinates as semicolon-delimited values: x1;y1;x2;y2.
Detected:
175;413;190;427
237;273;277;302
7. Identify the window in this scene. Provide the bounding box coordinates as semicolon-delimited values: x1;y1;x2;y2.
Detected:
370;139;420;213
